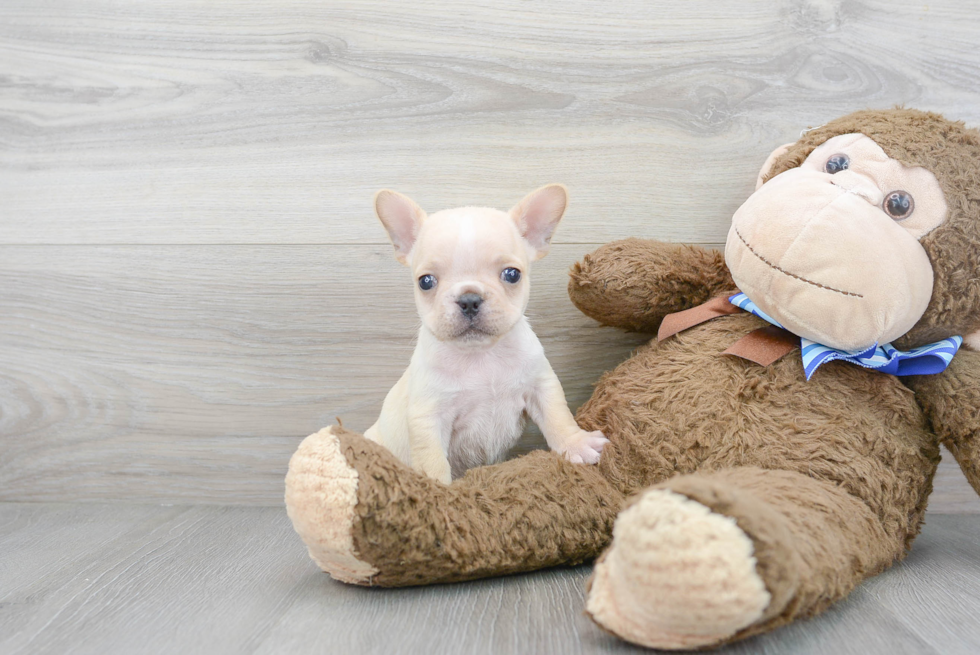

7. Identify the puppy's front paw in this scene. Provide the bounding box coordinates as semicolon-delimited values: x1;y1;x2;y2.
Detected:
432;467;452;485
416;455;453;485
560;429;608;464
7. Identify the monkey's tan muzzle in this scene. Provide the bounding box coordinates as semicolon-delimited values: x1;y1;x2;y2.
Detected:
725;167;934;352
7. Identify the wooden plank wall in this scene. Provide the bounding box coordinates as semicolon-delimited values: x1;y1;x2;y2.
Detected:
2;0;979;509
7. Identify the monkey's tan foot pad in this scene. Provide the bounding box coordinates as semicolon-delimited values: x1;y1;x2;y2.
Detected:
285;425;463;587
285;426;381;584
585;489;772;650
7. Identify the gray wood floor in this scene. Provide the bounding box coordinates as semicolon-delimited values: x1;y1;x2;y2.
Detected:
1;502;979;655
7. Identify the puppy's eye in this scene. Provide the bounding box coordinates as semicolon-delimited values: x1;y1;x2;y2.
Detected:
501;268;521;284
418;274;437;291
883;190;914;220
825;154;849;174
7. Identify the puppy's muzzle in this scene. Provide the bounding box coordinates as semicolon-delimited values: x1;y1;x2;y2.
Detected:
457;293;483;319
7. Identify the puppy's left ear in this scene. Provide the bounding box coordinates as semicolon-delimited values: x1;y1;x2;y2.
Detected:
510;183;568;260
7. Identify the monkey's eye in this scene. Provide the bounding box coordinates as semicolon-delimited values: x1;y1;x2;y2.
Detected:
883;191;914;220
418;274;437;291
501;268;521;284
825;154;850;174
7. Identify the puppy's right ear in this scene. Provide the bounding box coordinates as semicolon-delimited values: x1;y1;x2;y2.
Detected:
375;190;426;265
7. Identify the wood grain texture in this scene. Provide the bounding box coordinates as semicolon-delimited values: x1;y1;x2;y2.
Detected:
0;244;650;503
2;242;976;508
1;503;978;654
3;0;980;245
2;0;980;510
869;518;980;654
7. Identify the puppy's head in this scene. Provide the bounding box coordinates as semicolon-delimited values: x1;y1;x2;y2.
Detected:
375;184;568;346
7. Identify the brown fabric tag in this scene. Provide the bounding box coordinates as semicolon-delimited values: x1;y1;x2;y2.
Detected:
723;326;800;366
658;296;742;341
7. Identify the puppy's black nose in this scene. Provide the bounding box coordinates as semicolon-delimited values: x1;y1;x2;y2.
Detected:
457;293;483;318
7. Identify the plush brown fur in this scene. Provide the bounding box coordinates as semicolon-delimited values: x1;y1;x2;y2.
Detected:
566;240;735;333
286;109;980;648
333;425;624;586
905;349;980;495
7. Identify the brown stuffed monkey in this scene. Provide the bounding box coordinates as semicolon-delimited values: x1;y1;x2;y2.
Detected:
285;108;980;649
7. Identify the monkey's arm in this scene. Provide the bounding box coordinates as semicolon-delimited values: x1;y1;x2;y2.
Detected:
906;348;980;496
567;238;736;333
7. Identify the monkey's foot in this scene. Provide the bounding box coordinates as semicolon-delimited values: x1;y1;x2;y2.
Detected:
285;424;623;587
284;426;379;584
586;489;772;649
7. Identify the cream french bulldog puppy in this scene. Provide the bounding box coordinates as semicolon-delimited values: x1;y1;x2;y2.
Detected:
365;184;608;484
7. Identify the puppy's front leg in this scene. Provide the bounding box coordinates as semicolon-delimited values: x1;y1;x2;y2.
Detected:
407;404;452;484
527;361;609;464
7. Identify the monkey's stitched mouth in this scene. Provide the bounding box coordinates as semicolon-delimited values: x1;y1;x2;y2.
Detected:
734;227;863;298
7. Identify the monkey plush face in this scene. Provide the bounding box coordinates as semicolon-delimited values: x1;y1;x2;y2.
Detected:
726;133;949;351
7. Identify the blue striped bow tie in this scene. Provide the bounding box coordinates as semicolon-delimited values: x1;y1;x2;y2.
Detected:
729;293;962;380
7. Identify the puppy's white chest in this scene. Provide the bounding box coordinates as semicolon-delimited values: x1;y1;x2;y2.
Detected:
444;364;532;478
449;364;528;426
426;333;542;477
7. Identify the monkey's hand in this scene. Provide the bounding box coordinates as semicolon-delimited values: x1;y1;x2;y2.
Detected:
568;239;736;333
906;347;980;497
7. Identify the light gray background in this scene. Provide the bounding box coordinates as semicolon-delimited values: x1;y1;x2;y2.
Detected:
2;1;979;653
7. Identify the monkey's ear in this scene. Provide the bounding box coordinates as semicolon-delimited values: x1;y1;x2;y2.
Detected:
965;329;980;351
375;189;426;265
755;143;796;190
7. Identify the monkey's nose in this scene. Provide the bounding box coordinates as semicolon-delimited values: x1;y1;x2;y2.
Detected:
830;170;883;205
457;293;483;318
